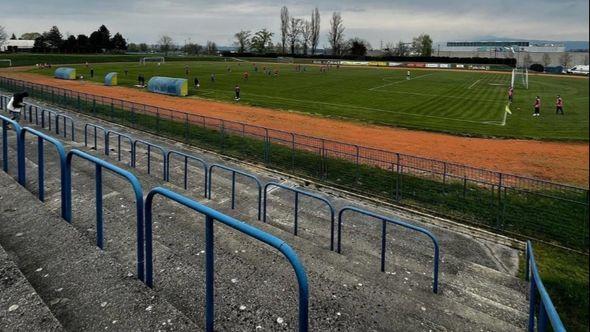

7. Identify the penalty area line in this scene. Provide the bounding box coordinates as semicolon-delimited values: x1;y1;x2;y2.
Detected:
467;79;481;90
369;73;434;91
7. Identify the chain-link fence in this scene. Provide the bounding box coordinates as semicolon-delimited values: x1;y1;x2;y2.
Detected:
1;75;587;251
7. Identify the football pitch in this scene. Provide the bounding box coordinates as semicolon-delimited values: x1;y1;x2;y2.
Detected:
31;60;589;140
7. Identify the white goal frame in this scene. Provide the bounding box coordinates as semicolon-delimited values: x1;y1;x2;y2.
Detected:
511;68;529;89
0;59;12;67
140;57;165;65
276;56;294;63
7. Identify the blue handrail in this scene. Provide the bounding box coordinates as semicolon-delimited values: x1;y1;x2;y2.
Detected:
84;123;108;152
144;187;309;332
105;129;133;163
208;163;262;220
166;150;208;197
19;127;67;219
24;104;41;125
525;241;565;332
337;206;440;293
64;149;146;283
263;182;335;251
0;113;25;184
132;139;167;180
40;108;75;141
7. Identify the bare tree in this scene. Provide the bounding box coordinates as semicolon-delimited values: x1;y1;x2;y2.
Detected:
383;41;396;56
559;52;572;68
542;53;551;67
234;30;251;53
288;18;303;54
395;41;408;56
310;7;320;55
300;20;312;55
328;12;345;55
0;26;7;49
280;6;289;54
206;40;218;54
158;35;173;55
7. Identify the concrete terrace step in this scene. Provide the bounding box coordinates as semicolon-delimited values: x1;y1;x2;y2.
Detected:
0;243;63;332
3;99;529;330
12;136;527;331
0;172;198;331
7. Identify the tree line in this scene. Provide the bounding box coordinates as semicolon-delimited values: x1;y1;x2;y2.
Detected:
0;24;127;53
231;7;434;57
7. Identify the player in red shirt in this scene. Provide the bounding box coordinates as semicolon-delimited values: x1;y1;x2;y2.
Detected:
508;86;514;103
555;95;564;115
533;96;541;116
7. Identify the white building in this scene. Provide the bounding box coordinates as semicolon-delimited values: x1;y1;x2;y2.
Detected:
440;41;566;53
0;40;35;52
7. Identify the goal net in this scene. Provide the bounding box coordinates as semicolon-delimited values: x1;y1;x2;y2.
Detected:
511;68;529;89
0;59;11;67
140;57;165;65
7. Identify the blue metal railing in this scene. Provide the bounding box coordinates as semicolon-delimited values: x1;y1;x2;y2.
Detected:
0;113;25;184
525;241;565;332
64;149;146;283
337;206;440;293
208;164;262;220
132;139;167;180
166;150;208;197
105;129;133;163
144;187;309;332
84;123;108;152
19;127;67;218
24;104;41;125
263;182;335;251
40;108;75;141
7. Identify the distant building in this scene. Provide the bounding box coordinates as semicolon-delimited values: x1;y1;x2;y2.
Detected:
0;40;35;52
441;41;565;53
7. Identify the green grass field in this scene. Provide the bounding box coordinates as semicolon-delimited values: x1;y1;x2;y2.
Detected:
29;60;590;140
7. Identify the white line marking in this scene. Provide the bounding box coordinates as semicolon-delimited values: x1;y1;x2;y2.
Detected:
467;79;481;90
368;73;434;91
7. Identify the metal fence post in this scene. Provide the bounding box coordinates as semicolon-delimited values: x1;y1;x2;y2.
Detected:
395;153;401;201
156;108;160;133
205;215;215;332
291;133;296;173
355;145;360;183
184;113;189;143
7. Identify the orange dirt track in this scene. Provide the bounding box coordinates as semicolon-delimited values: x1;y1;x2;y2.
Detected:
3;72;589;187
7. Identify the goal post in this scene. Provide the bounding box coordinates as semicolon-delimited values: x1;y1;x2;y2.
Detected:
510;69;516;88
0;59;12;67
140;57;165;65
512;68;529;89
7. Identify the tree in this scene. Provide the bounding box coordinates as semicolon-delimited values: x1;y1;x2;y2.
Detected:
250;28;274;54
206;40;217;54
62;35;77;53
280;6;289;54
412;34;432;56
395;41;408;56
158;35;173;55
328;12;345;55
110;33;127;51
559;52;572;68
139;43;149;52
77;34;89;53
45;26;63;51
0;26;7;48
97;25;112;49
183;43;203;55
300;20;312;55
542;53;551;67
127;43;139;52
288;18;303;54
32;36;48;52
383;42;396;56
10;33;17;40
234;30;251;53
20;32;41;40
310;7;320;55
348;38;370;57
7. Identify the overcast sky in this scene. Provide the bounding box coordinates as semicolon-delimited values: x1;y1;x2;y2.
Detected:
1;0;588;47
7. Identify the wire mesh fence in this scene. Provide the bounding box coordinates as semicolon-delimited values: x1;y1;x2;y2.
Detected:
1;75;587;251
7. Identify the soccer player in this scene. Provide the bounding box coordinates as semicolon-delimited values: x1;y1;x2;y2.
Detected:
243;71;249;80
124;69;128;77
234;85;241;101
508;86;514;103
90;68;94;78
406;70;411;80
194;77;200;89
555;95;564;115
185;65;189;76
210;73;216;83
533;96;541;116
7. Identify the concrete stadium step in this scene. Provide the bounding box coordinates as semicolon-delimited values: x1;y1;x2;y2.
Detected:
12;137;527;331
0;171;198;331
0;243;63;331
